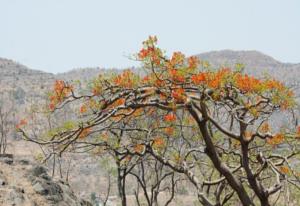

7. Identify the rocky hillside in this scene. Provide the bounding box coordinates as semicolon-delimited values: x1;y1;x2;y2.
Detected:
0;154;91;206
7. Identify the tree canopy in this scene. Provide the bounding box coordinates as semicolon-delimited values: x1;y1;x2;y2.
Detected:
19;36;300;206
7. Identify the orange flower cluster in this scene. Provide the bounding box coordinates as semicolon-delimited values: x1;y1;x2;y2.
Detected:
296;126;300;138
79;128;91;139
265;79;284;91
235;74;261;93
152;137;165;149
172;88;186;103
114;98;126;107
170;52;185;65
187;56;200;69
164;113;177;122
279;166;289;174
138;36;161;65
100;132;109;142
80;104;87;113
138;48;152;59
207;68;231;89
134;144;145;153
260;122;270;133
267;133;284;145
142;75;151;83
164;127;174;135
106;98;126;111
49;80;72;111
113;70;136;88
16;119;27;129
244;131;253;141
191;72;207;85
54;80;72;96
169;69;185;83
154;79;165;87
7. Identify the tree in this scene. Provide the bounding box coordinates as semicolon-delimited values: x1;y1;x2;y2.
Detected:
0;98;13;154
19;36;300;206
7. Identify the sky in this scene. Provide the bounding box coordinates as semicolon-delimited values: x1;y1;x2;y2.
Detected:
0;0;299;74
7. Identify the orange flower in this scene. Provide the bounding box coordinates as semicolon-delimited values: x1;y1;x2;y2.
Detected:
191;73;206;85
170;52;185;65
267;133;284;145
296;126;300;138
164;127;174;135
164;113;176;122
187;56;199;69
153;137;165;149
244;131;253;140
172;88;186;103
138;48;149;59
169;69;185;83
116;98;126;106
209;78;221;89
235;74;261;92
54;80;65;93
108;98;126;109
134;144;145;153
16;118;27;129
49;103;55;111
265;79;284;91
92;87;101;95
260;122;270;133
154;79;164;87
79;128;91;139
279;166;289;174
142;75;150;83
20;119;27;125
113;70;135;88
80;105;87;113
100;132;109;142
49;80;73;111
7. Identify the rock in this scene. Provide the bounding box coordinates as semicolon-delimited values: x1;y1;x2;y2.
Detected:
0;154;13;159
80;199;93;206
8;187;25;205
32;182;48;195
0;178;6;186
17;159;30;165
30;165;48;177
0;154;14;165
0;157;92;206
40;173;51;181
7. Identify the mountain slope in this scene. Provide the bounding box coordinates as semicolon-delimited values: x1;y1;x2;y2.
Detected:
0;154;91;206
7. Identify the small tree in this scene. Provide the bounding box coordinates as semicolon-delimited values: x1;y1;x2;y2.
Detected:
19;36;300;206
0;99;13;154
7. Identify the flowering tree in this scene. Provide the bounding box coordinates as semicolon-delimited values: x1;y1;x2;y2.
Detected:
19;36;300;206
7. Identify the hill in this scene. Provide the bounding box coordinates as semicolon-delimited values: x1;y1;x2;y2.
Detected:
0;154;91;206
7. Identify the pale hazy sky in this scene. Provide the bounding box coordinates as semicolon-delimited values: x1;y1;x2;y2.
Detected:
1;0;299;74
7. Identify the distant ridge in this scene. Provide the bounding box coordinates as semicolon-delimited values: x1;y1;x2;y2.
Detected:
197;50;281;68
0;58;51;76
0;50;299;92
